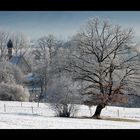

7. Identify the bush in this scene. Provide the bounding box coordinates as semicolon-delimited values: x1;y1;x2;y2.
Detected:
0;60;24;84
0;82;29;101
50;103;78;117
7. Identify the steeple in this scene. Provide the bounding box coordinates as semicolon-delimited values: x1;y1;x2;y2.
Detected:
7;39;13;60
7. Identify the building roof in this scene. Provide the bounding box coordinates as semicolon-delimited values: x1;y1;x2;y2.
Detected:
9;55;32;74
9;56;21;65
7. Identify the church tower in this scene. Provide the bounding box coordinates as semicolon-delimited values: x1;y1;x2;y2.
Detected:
7;39;13;60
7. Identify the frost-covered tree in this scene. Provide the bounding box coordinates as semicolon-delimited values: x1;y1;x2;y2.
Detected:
45;43;82;117
32;34;62;100
0;60;29;101
0;30;9;60
0;60;24;84
64;18;140;119
46;73;80;117
0;83;29;101
10;32;29;56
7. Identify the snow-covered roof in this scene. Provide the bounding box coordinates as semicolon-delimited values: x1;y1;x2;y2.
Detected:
9;56;21;65
9;55;32;74
24;73;40;82
24;73;34;81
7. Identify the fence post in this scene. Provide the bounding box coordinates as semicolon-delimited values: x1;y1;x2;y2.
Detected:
4;104;6;112
117;109;119;118
37;102;39;107
31;106;33;114
89;106;92;117
20;97;23;107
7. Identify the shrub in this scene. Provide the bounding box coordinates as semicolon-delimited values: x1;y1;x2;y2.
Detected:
0;82;29;101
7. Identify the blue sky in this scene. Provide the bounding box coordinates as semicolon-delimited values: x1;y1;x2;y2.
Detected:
0;11;140;42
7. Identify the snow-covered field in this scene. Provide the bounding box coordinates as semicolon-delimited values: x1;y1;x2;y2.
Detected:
0;101;140;129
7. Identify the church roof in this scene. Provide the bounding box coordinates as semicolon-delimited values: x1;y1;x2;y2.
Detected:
9;55;32;73
9;56;21;65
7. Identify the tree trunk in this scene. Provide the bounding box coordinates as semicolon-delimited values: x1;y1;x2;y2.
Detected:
92;104;106;119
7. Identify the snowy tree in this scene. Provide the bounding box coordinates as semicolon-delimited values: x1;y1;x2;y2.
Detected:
10;32;30;56
0;60;29;101
0;60;24;84
44;42;82;117
64;18;140;119
0;83;29;101
46;73;80;117
0;30;9;60
28;36;81;115
32;34;62;100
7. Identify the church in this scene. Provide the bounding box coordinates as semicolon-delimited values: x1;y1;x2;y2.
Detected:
7;39;32;74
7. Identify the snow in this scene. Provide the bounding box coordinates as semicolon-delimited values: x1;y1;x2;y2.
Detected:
0;101;140;129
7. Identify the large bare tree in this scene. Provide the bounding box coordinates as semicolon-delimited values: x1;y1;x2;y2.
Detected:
65;18;140;119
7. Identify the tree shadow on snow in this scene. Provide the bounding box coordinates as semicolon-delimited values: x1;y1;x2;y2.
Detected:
73;116;139;122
